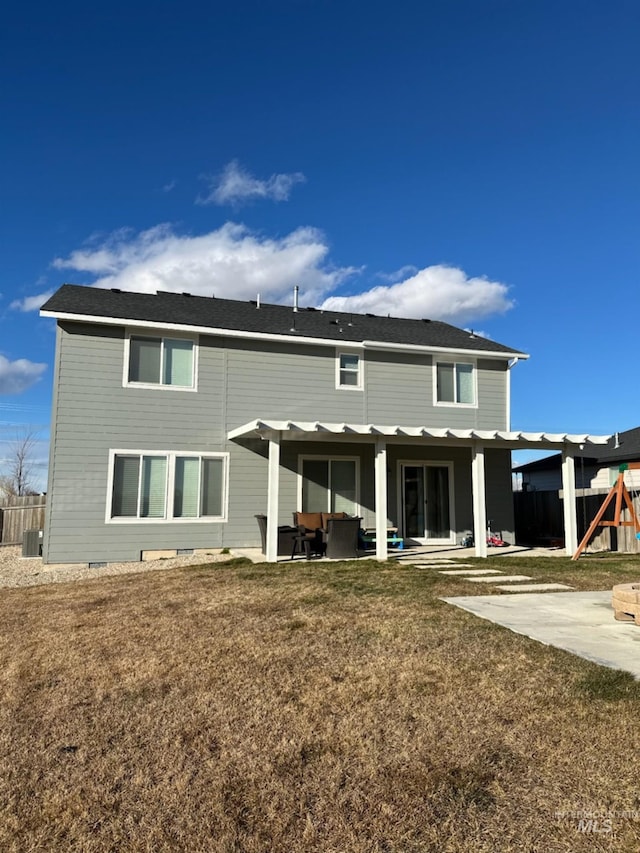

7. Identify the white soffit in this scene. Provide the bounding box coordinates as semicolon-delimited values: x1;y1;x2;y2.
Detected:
227;420;612;448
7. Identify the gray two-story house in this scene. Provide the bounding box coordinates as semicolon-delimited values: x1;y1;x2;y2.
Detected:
40;284;609;564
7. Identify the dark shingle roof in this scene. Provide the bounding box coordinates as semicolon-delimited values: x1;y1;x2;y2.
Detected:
515;426;640;472
41;284;526;356
593;427;640;464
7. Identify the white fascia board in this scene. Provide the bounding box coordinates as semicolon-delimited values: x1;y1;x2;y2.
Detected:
40;309;527;360
363;340;529;360
40;310;364;350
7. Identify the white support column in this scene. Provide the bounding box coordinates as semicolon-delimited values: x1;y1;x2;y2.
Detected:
562;450;578;557
471;443;488;558
265;431;281;562
375;437;388;561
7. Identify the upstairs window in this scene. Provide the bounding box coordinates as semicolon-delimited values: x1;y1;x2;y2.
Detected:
337;352;362;389
436;362;475;405
127;335;195;389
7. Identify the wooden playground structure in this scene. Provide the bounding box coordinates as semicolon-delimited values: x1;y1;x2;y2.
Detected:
572;462;640;560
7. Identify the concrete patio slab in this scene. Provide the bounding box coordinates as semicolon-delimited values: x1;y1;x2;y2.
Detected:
494;582;573;592
467;574;532;583
439;569;504;576
404;560;460;565
441;591;640;678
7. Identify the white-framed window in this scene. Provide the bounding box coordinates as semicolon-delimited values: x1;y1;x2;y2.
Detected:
336;351;362;389
298;455;359;515
435;361;476;406
107;450;228;523
124;332;198;390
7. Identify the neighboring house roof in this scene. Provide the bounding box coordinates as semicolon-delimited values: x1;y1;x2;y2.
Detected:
590;426;640;464
515;426;640;473
41;284;527;358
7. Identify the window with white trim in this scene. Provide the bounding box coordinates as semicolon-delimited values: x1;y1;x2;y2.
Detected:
336;352;362;389
436;361;475;405
300;457;358;515
127;335;196;388
109;451;227;521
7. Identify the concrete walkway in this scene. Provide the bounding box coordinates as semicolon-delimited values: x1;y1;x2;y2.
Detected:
442;590;640;678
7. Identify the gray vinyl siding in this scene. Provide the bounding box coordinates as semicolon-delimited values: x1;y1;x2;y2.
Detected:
44;320;513;562
365;351;508;429
221;337;366;427
484;448;516;543
44;322;226;563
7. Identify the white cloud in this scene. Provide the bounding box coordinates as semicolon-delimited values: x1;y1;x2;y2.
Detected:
0;355;47;395
52;222;357;305
45;224;514;328
320;265;513;324
10;290;54;312
199;160;306;206
375;264;419;283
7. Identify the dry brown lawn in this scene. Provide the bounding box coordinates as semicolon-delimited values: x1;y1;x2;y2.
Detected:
2;555;640;852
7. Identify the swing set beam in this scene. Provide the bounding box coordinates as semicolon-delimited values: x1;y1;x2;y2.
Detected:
572;462;640;560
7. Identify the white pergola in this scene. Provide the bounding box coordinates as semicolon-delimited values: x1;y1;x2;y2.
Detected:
228;420;612;561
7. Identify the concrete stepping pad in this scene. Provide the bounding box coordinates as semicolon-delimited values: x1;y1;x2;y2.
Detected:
495;582;573;592
440;569;504;576
468;574;532;584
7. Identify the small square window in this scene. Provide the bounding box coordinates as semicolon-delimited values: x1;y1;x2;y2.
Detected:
337;352;361;388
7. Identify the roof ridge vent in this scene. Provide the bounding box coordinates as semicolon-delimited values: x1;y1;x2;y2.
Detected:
111;288;122;293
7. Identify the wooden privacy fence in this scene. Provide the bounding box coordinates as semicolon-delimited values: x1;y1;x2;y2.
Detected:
0;495;46;546
514;488;640;554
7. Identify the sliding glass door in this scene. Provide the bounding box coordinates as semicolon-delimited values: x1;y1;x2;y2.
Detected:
401;463;454;543
300;457;358;515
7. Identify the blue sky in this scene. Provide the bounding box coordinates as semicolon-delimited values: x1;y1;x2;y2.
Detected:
2;0;640;489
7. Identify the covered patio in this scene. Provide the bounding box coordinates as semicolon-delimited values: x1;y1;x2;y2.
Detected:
228;420;612;562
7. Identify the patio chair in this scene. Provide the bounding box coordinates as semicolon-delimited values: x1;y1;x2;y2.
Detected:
292;511;325;559
254;514;299;557
323;516;362;559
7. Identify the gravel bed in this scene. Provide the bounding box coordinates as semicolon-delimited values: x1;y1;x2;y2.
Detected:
0;545;252;589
